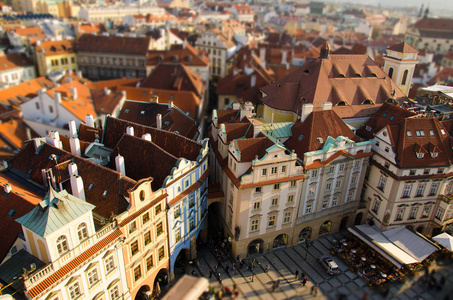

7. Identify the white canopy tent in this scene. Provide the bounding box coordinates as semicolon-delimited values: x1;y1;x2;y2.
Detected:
433;232;453;251
348;225;438;268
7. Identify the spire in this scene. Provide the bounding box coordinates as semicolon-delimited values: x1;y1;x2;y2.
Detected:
320;42;330;59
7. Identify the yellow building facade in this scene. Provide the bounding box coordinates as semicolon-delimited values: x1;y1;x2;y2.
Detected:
35;40;77;76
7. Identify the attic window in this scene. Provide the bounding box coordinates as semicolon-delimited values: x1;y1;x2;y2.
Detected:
369;73;377;77
431;152;438;158
337;101;347;106
170;94;174;99
416;130;425;137
441;129;446;135
430;130;434;136
317;137;324;143
277;83;281;87
124;109;129;113
304;69;310;74
407;131;412;137
363;100;373;105
416;153;424;159
8;208;15;217
383;113;388;118
141;111;145;114
336;74;346;78
298;134;304;141
366;126;372;132
88;183;94;191
164;121;170;126
102;190;109;197
390;116;395;121
352;74;361;78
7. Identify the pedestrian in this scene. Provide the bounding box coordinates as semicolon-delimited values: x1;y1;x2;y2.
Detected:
295;269;299;280
272;281;276;292
191;269;197;276
237;255;240;262
312;285;318;296
276;279;280;288
311;285;315;295
215;265;219;271
302;276;307;286
265;264;270;273
251;274;254;282
300;271;305;280
209;270;213;278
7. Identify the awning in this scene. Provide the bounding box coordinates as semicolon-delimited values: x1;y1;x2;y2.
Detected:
433;232;453;251
348;225;438;268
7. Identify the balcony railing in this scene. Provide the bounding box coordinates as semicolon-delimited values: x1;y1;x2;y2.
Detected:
25;222;117;289
296;201;359;224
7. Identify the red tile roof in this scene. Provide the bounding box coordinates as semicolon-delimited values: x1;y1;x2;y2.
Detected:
76;34;151;55
235;136;275;162
90;88;124;115
222;122;254;144
35;40;76;56
413;18;453;31
260;54;408;115
0;53;33;71
0;118;38;160
147;43;209;67
387;42;418;54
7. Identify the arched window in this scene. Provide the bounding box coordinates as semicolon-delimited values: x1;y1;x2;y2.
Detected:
388;67;394;79
77;223;88;241
401;70;409;85
56;236;68;254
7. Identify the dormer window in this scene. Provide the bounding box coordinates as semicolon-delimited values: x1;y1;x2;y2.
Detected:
416;152;424;159
441;129;446;135
431;152;438;158
383;113;388;118
103;190;109;197
430;130;434;136
77;223;88;241
366;126;372;132
407;131;412;137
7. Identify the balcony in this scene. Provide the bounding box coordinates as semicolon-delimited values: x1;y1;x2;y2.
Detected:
25;222;117;290
439;194;453;204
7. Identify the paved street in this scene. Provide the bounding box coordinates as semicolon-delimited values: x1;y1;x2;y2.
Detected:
189;231;453;299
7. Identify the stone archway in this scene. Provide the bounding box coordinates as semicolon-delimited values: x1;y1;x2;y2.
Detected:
339;216;349;231
247;239;264;255
354;213;363;225
319;220;332;236
273;234;288;249
135;285;151;300
416;226;424;234
298;227;312;244
153;268;169;298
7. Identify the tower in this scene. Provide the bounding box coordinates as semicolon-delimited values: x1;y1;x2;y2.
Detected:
383;42;419;97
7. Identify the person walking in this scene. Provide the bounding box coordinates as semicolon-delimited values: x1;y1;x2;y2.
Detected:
209;270;213;278
311;285;318;296
272;281;277;292
250;273;254;282
276;279;280;288
295;269;299;280
302;276;307;286
300;271;305;280
265;264;270;273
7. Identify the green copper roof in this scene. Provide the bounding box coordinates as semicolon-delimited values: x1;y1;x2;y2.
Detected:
262;122;294;139
16;186;95;237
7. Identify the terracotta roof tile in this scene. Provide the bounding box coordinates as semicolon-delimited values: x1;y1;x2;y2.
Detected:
413;18;453;32
147;43;209;67
387;42;418;54
88;78;141;91
76;34;151;55
90;89;124;115
235;137;275;162
0;53;33;72
223;122;254;144
35;40;75;56
78;123;103;143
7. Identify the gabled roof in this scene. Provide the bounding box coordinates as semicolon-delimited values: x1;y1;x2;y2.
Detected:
103;117;201;162
260;54;408;115
413;18;453;31
35;40;76;55
88;78;141;91
234;136;275;162
0;118;38;159
117;101;198;139
76;34;151;55
388;117;453;168
76;22;106;35
90;89;124;115
78;123;103;143
387;42;418;54
147;43;209;67
140;63;205;98
222;122;254;144
356;102;416;140
0;53;33;72
16;186;95;237
284;110;360;157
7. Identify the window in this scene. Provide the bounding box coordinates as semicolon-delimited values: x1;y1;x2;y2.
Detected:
175;228;181;242
253;201;261;210
77;223;88;241
143;212;150;224
378;176;386;191
129;221;137;234
395;208;404;221
189;195;195;208
190;217;195;231
326;182;332;191
134;265;142;281
311;170;318;178
268;215;276;227
305;203;312;214
416;185;425;197
110;285;120;300
35;102;40;110
384;161;390;169
255;187;262;193
283;212;291;224
335;180;342;188
271;167;277;174
131;241;139;256
271;198;278;206
56;236;68;255
309;185;315;195
401;69;408;85
146;255;154;271
402;185;411;197
346;193;352;202
251;219;259;232
287;195;294;204
339;164;345;172
49;105;54;113
290;180;296;187
332;197;339;206
68;282;81;300
262;169;267;176
174;206;181;218
156;222;163;236
416;152;424;159
274;183;280;190
436;208;445;220
354;160;360;168
329;166;335;174
407;130;412;137
429;183;439;195
388;67;394;79
105;255;115;273
351;175;357;184
424;169;430;175
372;200;380;213
438;168;445;174
410;170;416;175
375;141;380;147
422;206;430;218
409;207;417;219
155;204;162;215
158;246;165;261
282;166;286;173
322;199;328;209
87;268;99;287
385;147;390;153
144;231;152;246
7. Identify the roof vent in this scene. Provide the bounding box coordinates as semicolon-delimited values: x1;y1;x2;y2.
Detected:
3;183;12;194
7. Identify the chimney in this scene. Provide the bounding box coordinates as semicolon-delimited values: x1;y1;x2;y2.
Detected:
69;120;77;137
168;101;173;108
70;137;81;156
321;102;332;110
70;174;86;201
320;42;330;59
156;114;162;130
233;68;238;76
259;47;266;65
281;49;288;64
77;70;83;78
46;131;62;149
70;86;78;100
253;124;262;137
286;62;290;70
251;74;256;87
68;162;78;176
85;114;94;127
142;133;152;142
301;104;313;122
33;138;42;152
54;91;62;104
126;126;134;136
104;87;111;95
3;183;11;194
115;154;126;175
